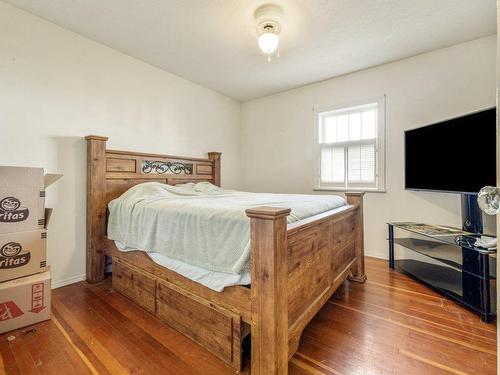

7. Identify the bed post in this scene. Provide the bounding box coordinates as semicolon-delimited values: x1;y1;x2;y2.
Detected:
345;192;366;283
208;152;221;187
246;206;291;375
85;135;108;283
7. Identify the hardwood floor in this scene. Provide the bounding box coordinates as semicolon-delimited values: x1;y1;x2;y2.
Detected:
0;257;496;374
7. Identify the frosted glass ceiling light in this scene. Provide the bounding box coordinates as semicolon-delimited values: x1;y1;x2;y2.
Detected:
258;25;279;54
254;4;283;62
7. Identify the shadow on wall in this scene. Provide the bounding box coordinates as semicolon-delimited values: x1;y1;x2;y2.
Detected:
407;189;461;216
408;189;496;235
48;136;87;284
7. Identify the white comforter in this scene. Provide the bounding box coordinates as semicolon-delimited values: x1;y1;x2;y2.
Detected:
107;182;347;275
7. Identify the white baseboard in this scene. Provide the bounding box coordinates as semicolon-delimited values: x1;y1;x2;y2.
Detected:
51;274;86;289
364;251;388;260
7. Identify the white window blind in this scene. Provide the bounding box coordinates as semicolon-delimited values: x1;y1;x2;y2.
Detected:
316;100;385;191
348;144;375;182
321;147;344;182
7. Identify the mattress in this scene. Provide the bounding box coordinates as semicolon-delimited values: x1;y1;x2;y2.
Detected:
108;182;347;291
115;240;250;292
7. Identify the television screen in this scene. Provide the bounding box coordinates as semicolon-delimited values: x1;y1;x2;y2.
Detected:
405;108;496;194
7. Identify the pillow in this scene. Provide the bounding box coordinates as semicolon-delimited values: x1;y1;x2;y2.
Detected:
192;181;221;192
175;181;221;193
174;182;196;189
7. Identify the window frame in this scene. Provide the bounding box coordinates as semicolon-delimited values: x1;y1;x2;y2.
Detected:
313;95;386;192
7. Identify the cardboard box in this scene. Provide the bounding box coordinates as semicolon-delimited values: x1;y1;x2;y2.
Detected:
0;229;47;283
0;167;62;234
0;269;51;334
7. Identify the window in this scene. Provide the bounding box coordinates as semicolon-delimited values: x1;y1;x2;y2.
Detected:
315;97;385;191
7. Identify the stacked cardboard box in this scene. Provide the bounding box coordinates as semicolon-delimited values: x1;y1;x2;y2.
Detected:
0;167;61;333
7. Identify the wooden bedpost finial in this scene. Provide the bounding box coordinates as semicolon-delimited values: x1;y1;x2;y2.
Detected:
85;135;109;142
246;206;291;220
345;192;364;207
207;151;221;160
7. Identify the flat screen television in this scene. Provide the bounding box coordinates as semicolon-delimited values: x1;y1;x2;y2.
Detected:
405;108;496;194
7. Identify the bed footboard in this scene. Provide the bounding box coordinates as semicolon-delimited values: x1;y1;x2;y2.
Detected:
246;193;365;374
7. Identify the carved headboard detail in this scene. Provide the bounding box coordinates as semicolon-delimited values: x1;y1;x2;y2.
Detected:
85;135;221;282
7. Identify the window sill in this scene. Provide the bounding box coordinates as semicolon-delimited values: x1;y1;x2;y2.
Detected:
313;187;386;193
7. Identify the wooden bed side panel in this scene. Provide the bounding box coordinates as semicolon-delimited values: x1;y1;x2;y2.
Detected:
156;279;242;369
287;209;357;312
332;213;357;274
286;209;358;356
105;241;251;322
286;220;334;325
109;257;245;371
112;258;156;313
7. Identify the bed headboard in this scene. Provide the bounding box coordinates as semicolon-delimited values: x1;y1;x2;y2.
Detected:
85;135;221;282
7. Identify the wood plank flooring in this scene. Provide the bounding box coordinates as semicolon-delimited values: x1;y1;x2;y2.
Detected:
0;257;496;374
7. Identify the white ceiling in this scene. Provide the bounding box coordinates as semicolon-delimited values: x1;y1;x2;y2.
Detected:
5;0;496;101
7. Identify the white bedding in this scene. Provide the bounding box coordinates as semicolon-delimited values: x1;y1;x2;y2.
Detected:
108;182;347;291
115;240;251;292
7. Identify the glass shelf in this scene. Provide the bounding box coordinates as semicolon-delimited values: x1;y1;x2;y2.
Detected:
389;222;496;254
392;236;496;278
388;222;496;322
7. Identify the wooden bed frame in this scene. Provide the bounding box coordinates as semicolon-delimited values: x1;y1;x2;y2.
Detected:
86;135;366;374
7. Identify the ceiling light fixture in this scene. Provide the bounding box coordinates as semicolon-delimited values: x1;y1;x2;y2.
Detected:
258;22;280;61
258;24;279;57
254;4;283;62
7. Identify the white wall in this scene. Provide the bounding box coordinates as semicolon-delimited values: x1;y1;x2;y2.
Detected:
0;3;241;287
241;36;497;259
1;2;496;286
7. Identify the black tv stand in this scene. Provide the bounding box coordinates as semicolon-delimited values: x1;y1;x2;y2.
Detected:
461;194;483;234
388;222;496;322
